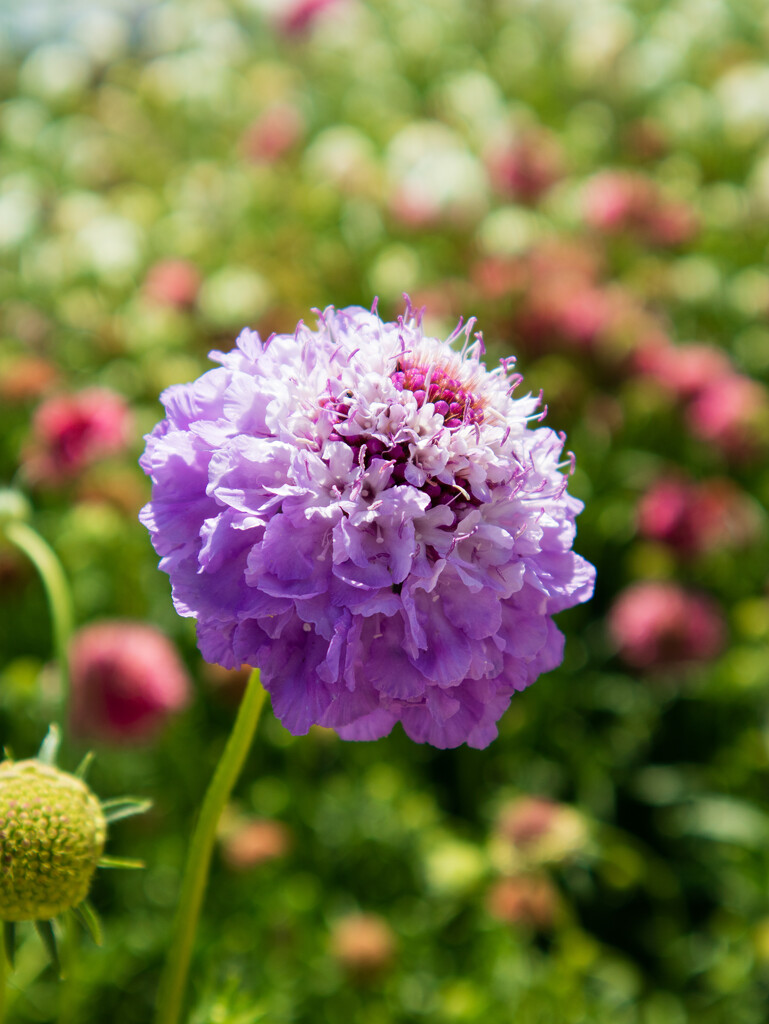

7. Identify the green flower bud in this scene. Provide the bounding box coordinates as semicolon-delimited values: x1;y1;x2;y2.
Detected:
0;489;31;528
0;760;106;922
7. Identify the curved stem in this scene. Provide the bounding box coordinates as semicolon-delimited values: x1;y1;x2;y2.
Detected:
154;669;267;1024
3;520;74;719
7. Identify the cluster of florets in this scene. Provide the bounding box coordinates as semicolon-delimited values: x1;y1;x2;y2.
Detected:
140;303;594;748
0;760;106;921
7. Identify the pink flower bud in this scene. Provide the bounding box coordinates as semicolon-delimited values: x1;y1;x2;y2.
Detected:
220;817;291;871
70;621;191;744
486;130;563;203
278;0;345;35
634;343;733;400
24;389;132;486
143;260;201;309
486;875;559;930
330;913;397;977
240;104;305;164
638;476;760;556
608;582;725;669
687;374;769;460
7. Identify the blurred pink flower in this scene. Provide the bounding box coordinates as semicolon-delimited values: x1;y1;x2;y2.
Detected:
608;581;725;669
486;874;559;930
634;343;733;400
486;130;563;203
0;355;58;404
220;817;291;870
278;0;344;35
585;172;653;233
240;104;305;164
639;476;760;556
143;259;201;309
687;374;769;460
330;913;397;977
24;389;132;485
584;171;697;247
491;795;588;871
496;796;560;850
645;201;698;247
70;621;191;744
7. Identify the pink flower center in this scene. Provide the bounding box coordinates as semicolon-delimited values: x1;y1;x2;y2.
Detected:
390;361;484;428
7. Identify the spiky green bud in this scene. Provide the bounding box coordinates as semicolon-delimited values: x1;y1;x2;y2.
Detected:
0;760;106;922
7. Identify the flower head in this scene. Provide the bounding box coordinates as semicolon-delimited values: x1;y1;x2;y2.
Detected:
686;373;769;460
608;581;725;669
486;874;559;930
634;342;732;400
0;728;150;969
24;388;132;486
490;795;588;872
219;813;291;871
0;759;106;922
70;621;191;745
140;303;594;748
330;912;397;976
485;129;564;204
143;259;201;309
638;475;761;557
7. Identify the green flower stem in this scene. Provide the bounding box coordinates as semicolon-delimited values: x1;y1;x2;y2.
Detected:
0;934;5;1024
3;520;74;717
155;669;267;1024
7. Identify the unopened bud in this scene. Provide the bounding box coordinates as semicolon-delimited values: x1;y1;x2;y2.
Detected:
0;760;106;921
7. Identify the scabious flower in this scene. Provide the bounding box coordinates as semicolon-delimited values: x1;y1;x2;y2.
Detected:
608;581;725;669
638;475;760;557
278;0;345;35
0;759;106;922
490;796;588;872
70;621;191;744
143;259;201;309
486;874;559;930
0;727;149;968
330;913;397;976
240;104;305;164
634;342;733;400
686;373;769;460
140;303;594;749
24;389;132;486
485;128;564;204
219;814;291;871
0;355;57;404
584;171;697;247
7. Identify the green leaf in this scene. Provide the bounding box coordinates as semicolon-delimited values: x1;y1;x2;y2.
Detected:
37;725;61;766
74;751;95;780
98;855;145;869
34;920;62;978
101;797;153;824
3;922;16;969
72;900;103;946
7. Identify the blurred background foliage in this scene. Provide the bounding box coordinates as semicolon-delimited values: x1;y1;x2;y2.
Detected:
2;0;769;1021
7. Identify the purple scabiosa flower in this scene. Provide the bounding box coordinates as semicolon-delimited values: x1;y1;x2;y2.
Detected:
139;302;594;749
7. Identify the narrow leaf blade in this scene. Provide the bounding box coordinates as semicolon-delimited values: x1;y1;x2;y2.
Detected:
74;751;95;780
3;922;16;968
98;855;145;869
72;900;103;946
37;725;61;766
34;920;62;978
101;797;153;824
